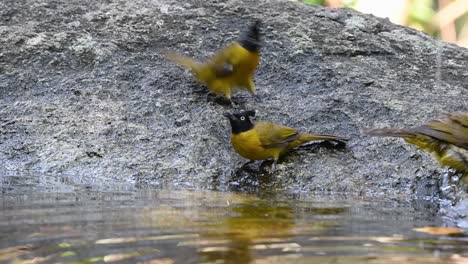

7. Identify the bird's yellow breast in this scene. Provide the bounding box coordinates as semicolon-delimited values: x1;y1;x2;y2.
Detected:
230;130;280;161
231;44;260;74
196;43;259;97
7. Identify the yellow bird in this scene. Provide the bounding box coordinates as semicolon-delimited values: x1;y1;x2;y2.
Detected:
223;110;349;171
164;20;261;101
366;112;468;179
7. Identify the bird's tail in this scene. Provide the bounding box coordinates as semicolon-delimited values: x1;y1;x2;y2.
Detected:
365;128;416;138
238;20;261;51
298;133;349;145
163;51;202;72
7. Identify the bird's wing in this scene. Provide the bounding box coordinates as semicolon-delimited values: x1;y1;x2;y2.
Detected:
209;43;250;78
207;44;236;78
450;113;468;145
255;122;300;148
415;113;468;149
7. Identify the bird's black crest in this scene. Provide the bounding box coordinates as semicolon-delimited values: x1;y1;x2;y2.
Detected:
238;20;261;52
223;110;256;134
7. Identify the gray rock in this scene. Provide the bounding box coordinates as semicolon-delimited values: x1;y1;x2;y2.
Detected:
1;0;467;220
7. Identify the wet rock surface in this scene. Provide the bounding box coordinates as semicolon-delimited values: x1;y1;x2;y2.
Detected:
0;0;467;223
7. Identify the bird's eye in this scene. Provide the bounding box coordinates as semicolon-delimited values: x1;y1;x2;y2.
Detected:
240;116;246;121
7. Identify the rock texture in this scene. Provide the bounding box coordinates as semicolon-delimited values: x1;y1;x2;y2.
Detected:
1;0;467;212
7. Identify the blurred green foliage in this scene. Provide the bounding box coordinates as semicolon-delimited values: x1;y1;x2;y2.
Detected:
303;0;357;8
408;0;436;34
304;0;326;4
303;0;468;47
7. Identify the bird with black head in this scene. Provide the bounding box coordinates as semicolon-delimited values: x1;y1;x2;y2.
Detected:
223;110;349;172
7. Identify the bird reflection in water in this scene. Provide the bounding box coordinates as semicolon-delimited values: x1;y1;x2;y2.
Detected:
198;199;295;264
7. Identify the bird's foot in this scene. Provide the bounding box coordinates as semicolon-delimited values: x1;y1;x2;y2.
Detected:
260;160;277;174
239;160;256;171
269;162;277;174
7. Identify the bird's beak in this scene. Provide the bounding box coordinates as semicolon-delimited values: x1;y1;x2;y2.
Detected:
223;112;234;120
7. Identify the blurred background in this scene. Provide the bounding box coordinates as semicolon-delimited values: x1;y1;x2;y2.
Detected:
298;0;468;48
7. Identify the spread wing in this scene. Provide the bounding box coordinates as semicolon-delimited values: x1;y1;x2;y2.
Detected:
255;122;300;148
414;113;468;149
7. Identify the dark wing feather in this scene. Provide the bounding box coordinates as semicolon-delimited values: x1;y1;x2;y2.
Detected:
415;113;468;149
255;122;300;148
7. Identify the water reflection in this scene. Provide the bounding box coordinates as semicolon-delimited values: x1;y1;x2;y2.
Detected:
0;188;466;264
199;200;295;263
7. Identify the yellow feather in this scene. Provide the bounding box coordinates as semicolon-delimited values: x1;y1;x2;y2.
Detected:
230;122;347;162
367;112;468;176
163;22;260;100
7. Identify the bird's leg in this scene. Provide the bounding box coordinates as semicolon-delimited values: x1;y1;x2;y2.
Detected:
270;161;277;174
266;159;277;174
234;160;256;174
447;168;460;185
440;168;460;201
223;95;239;108
242;160;255;167
258;159;275;174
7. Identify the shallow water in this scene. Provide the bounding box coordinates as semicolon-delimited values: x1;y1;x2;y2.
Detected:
1;175;468;264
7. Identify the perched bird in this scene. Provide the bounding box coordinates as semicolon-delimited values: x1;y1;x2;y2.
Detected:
366;112;468;179
164;20;261;102
223;110;349;172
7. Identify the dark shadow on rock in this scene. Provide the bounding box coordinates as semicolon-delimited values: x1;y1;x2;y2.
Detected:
227;160;280;194
296;140;348;152
227;141;349;193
